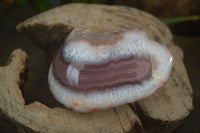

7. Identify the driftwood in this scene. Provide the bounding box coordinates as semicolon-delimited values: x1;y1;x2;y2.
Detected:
0;3;193;133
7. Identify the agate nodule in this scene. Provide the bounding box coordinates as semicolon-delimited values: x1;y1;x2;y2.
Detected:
48;28;173;112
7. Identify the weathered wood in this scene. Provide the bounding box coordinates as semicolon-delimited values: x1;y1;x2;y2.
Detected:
0;3;193;133
16;4;173;49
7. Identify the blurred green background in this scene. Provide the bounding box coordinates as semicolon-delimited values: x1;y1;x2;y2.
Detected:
0;0;200;133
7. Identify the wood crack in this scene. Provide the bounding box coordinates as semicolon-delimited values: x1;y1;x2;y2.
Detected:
113;108;126;133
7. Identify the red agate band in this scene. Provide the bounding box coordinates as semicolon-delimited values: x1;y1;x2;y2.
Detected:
53;45;152;92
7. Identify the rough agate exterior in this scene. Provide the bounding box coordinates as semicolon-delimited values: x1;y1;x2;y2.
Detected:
48;28;173;112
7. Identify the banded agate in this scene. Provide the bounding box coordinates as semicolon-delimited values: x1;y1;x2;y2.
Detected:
48;27;173;112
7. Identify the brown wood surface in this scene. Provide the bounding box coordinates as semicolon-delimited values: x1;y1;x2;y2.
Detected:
0;3;193;133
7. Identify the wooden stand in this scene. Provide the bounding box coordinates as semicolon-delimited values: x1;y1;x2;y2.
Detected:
0;4;193;133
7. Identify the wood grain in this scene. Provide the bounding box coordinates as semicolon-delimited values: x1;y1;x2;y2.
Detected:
0;3;193;133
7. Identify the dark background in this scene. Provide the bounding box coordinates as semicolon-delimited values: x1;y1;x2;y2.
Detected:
0;0;200;132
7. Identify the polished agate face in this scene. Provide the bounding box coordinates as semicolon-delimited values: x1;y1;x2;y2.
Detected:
48;27;173;112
